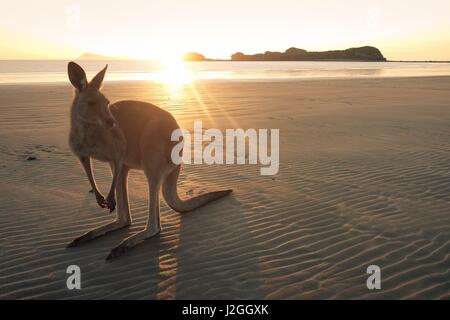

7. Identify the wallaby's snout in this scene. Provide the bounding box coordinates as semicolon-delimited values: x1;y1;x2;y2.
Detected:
100;100;116;130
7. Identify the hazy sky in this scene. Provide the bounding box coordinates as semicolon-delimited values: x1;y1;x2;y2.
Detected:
1;0;450;60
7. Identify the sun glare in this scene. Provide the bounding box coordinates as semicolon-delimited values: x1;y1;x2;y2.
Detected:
158;54;192;93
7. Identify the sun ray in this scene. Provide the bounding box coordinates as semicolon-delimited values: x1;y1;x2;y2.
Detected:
200;88;241;129
187;82;217;129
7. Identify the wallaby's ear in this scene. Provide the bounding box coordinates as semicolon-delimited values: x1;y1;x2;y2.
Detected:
89;64;108;90
68;62;87;91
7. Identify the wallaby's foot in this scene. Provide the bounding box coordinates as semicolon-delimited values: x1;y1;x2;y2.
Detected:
106;227;161;260
94;191;107;209
106;193;116;213
67;220;129;248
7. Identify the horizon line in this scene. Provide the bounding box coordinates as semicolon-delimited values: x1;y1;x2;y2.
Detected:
1;58;450;63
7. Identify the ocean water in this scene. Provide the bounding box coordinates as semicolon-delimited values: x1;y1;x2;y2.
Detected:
1;60;450;84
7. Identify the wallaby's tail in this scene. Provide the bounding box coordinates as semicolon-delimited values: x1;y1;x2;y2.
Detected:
162;165;233;213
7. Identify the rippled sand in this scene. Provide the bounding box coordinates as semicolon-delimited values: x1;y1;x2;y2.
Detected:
0;77;449;299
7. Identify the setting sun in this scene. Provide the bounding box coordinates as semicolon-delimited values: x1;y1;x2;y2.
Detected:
158;54;192;93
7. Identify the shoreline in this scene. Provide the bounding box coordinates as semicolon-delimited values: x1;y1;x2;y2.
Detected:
1;74;450;87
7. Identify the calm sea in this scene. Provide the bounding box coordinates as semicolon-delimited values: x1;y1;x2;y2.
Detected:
1;60;450;84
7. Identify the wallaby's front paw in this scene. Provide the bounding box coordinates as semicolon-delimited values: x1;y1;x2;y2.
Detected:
95;192;107;208
106;194;116;213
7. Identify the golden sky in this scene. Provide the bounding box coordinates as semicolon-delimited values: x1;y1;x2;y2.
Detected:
1;0;450;61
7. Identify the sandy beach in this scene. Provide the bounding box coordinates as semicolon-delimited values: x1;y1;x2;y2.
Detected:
0;76;449;299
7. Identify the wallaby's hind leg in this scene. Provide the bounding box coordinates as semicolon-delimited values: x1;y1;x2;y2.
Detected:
115;165;132;226
106;173;162;260
105;159;123;212
67;166;132;247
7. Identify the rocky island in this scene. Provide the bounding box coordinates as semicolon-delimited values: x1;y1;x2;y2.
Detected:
183;46;386;62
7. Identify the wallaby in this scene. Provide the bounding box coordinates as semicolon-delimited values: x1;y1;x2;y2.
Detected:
66;62;232;259
67;63;126;214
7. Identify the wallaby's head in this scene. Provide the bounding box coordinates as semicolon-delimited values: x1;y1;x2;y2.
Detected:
68;62;115;129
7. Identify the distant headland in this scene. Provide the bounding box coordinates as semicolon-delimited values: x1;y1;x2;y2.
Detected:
184;46;386;62
76;46;387;62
